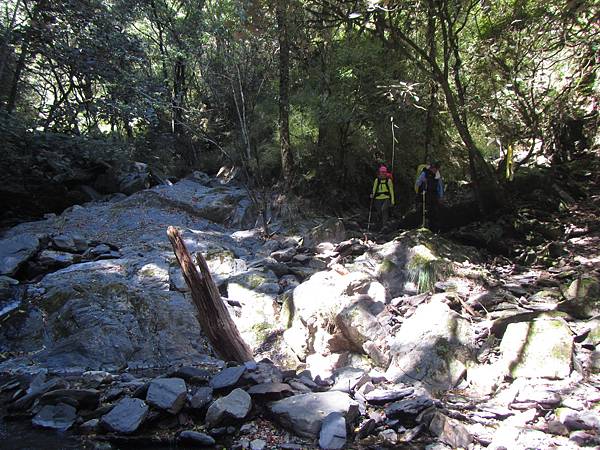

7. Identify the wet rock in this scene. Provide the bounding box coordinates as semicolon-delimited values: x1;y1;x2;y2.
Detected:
146;378;187;414
319;412;346;450
178;430;216;446
429;412;473;448
32;403;77;431
100;397;149;434
209;366;246;390
205;388;252;428
499;315;572;379
190;387;213;410
268;391;359;438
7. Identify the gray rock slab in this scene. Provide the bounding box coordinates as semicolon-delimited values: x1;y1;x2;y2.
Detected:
169;366;211;383
179;430;216;446
319;412;346;450
51;234;88;252
0;234;41;276
205;388;252;428
39;389;100;409
247;382;293;400
100;397;149;434
500;316;573;379
268;391;359;438
32;404;77;431
209;366;246;390
364;387;415;404
385;301;474;391
36;250;76;268
385;395;435;420
146;378;187;414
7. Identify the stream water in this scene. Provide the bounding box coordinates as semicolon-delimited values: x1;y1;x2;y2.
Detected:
0;415;89;450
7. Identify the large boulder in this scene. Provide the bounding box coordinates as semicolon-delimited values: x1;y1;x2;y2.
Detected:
268;391;359;438
386;300;474;391
226;269;279;349
0;258;214;372
284;270;383;362
499;315;573;379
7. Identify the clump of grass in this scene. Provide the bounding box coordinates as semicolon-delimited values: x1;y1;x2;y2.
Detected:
408;245;453;293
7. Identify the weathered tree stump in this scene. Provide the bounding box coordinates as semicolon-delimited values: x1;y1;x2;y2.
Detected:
167;226;254;363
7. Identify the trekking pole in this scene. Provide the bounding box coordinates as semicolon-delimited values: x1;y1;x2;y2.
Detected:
390;116;396;175
367;195;374;233
421;190;426;228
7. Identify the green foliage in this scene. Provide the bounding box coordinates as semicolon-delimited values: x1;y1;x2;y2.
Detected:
0;0;596;208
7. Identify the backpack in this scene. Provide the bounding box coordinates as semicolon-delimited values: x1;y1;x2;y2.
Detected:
414;164;428;193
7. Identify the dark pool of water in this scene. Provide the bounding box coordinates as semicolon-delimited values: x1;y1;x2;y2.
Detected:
0;416;90;450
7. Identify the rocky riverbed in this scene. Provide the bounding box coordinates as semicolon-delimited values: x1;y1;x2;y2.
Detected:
1;166;599;448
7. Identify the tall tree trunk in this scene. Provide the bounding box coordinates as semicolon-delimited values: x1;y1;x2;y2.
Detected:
0;0;22;93
6;41;27;114
423;0;437;163
167;226;254;363
437;77;505;212
276;0;294;186
172;56;185;135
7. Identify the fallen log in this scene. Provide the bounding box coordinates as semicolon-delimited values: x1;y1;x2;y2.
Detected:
167;226;254;363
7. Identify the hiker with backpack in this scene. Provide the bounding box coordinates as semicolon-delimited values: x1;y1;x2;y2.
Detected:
415;162;444;231
370;165;395;230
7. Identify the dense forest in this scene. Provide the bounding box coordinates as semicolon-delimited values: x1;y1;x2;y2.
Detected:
1;0;597;224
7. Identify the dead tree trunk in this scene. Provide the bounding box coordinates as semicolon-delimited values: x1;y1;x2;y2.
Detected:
167;226;254;363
